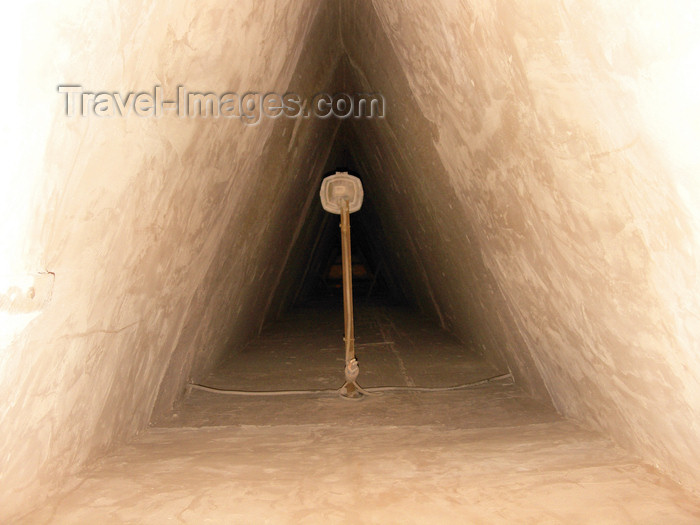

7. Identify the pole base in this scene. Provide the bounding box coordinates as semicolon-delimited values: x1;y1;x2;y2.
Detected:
339;380;364;400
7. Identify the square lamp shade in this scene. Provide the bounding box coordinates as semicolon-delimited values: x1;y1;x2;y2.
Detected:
319;172;364;214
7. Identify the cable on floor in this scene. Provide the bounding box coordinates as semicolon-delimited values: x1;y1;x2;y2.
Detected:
187;372;513;398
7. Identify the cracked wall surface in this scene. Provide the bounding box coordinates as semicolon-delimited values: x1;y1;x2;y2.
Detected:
0;1;341;520
2;0;700;520
342;0;700;492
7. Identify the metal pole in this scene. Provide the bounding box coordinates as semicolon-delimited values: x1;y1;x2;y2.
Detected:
340;198;360;397
319;172;364;399
341;199;354;363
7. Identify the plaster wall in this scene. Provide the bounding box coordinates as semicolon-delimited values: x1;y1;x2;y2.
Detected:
3;0;700;519
343;0;700;490
0;1;340;520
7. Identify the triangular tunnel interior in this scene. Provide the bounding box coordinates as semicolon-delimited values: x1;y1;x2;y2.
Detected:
4;0;700;520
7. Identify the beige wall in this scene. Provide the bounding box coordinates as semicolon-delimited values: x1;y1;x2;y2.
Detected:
0;0;341;519
2;0;700;519
342;0;700;492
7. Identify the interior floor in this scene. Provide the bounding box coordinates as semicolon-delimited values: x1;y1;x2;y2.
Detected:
23;303;700;523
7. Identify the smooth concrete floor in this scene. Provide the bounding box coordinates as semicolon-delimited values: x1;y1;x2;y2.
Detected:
21;302;700;523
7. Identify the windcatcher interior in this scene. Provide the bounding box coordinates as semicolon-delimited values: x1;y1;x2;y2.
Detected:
2;0;700;519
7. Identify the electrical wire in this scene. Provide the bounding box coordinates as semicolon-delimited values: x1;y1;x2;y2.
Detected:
361;372;513;393
187;372;513;397
187;384;339;396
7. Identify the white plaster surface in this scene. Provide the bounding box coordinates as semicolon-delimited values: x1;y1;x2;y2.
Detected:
342;0;700;493
3;0;700;519
1;1;341;520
